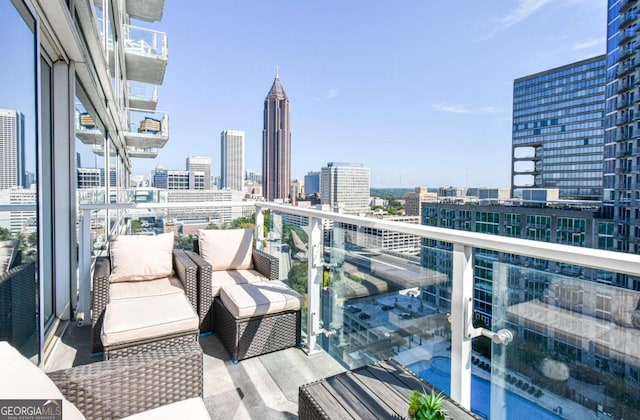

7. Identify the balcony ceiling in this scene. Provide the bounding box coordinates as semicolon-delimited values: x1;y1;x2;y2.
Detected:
125;133;169;149
126;54;167;85
129;97;158;111
126;0;165;22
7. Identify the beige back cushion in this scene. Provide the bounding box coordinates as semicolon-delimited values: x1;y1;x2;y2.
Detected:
0;341;86;420
110;233;174;282
198;228;254;271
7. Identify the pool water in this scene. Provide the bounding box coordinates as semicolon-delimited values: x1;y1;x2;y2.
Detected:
407;358;561;420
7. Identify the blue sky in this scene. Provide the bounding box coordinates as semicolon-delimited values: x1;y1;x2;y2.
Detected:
135;0;606;188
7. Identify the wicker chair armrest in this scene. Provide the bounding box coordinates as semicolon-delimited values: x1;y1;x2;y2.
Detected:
48;341;203;420
173;249;198;313
185;250;212;330
91;256;111;353
253;248;280;280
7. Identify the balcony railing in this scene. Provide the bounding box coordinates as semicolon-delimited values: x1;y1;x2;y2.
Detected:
123;24;168;85
127;81;159;111
72;200;640;418
124;108;169;148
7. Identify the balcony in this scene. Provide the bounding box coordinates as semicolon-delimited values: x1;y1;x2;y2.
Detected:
124;108;169;148
4;200;640;419
126;0;165;22
619;11;638;30
619;28;637;46
75;111;103;145
621;0;638;13
123;25;168;85
616;96;635;109
127;81;158;111
127;146;159;159
618;45;636;61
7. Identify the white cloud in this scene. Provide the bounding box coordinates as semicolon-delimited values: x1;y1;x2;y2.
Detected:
324;88;341;99
500;0;552;28
481;0;552;40
432;104;498;114
573;38;604;50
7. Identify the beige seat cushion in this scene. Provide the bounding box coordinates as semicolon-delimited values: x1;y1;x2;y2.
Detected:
109;276;184;300
101;294;198;347
0;341;85;420
267;280;304;311
109;233;174;282
210;270;267;297
220;282;303;319
122;397;210;420
198;228;253;271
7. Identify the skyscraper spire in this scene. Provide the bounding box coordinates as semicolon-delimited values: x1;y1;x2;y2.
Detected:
275;65;279;79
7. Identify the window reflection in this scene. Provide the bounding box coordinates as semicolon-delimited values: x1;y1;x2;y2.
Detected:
0;0;39;363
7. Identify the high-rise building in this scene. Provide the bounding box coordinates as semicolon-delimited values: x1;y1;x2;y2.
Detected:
186;156;211;190
220;130;245;192
77;168;102;189
321;162;371;214
262;69;291;201
304;171;321;195
606;0;640;255
404;187;437;217
0;109;25;189
512;56;606;201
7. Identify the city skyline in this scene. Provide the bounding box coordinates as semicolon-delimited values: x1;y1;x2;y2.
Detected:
125;0;605;188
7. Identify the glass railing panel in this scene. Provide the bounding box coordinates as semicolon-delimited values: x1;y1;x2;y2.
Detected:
266;210;310;335
489;260;640;420
127;81;158;103
125;24;168;59
126;108;168;138
322;222;453;371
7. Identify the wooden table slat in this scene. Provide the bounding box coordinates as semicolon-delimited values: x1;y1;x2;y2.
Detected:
324;375;380;420
303;381;356;420
335;371;403;419
347;367;411;416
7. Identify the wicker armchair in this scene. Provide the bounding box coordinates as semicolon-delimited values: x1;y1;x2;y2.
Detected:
0;262;37;357
187;238;279;333
92;248;200;358
48;341;204;419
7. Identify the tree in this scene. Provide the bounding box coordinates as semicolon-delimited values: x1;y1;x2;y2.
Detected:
0;227;11;241
287;261;308;295
131;220;142;233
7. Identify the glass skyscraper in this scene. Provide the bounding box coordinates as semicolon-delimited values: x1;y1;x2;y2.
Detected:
512;56;606;201
606;0;640;257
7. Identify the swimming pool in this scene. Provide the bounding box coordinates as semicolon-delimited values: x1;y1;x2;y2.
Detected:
407;357;561;420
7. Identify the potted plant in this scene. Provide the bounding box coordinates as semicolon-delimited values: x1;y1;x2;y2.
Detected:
408;388;447;420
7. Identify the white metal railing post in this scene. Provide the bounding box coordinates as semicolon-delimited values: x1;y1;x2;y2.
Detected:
305;216;323;354
451;243;474;409
77;209;92;326
255;205;264;250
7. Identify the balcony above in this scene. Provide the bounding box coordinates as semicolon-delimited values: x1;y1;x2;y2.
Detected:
621;0;638;13
125;108;169;148
126;0;165;22
127;81;158;111
123;25;168;85
75;112;104;145
619;28;637;46
127;146;159;158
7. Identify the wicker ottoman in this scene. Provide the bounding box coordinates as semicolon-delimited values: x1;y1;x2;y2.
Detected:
214;281;302;362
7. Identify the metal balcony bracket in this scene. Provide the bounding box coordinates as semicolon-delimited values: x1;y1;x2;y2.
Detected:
463;297;513;345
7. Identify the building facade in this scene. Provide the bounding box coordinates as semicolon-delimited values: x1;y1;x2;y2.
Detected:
0;109;26;189
186;156;211;190
606;0;640;257
220;130;245;192
512;56;606;201
404;187;437;217
321;162;371;214
262;70;291;201
304;171;321;195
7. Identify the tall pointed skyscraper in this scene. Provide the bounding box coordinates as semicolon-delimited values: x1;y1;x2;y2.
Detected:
262;68;291;201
